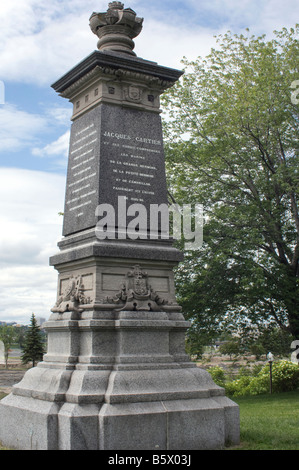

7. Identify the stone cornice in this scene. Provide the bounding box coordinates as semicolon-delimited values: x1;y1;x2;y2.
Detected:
51;50;183;94
59;64;173;100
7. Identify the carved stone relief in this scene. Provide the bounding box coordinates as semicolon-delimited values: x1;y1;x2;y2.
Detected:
123;85;143;103
51;275;92;314
102;265;169;311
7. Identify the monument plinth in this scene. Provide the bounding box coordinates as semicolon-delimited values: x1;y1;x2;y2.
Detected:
0;2;239;450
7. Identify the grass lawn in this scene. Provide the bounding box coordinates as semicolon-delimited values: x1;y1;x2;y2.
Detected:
232;390;299;450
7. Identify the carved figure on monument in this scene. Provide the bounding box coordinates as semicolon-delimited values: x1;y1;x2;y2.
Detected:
89;2;144;56
103;265;169;311
51;275;91;314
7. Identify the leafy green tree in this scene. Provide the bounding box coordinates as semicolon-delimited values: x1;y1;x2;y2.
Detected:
257;327;293;357
185;324;211;359
21;314;45;367
13;325;27;349
219;338;242;359
163;26;299;338
249;342;266;360
0;325;16;369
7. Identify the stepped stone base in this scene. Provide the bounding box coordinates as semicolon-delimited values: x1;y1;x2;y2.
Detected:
0;308;239;450
0;366;239;450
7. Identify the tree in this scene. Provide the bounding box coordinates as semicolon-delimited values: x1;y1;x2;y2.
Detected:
21;314;45;367
0;325;16;369
249;342;266;360
15;325;27;349
163;26;299;339
185;324;211;359
256;326;293;357
219;339;241;359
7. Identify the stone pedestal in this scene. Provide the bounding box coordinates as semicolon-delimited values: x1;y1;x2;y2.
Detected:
0;240;239;450
0;2;239;450
0;303;239;450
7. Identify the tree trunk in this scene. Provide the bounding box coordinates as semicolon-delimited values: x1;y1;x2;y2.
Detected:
4;351;8;370
286;274;299;338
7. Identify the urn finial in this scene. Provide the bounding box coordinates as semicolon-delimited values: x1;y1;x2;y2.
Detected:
89;2;143;56
108;2;124;9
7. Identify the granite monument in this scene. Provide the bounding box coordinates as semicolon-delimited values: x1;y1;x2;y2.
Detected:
0;2;239;450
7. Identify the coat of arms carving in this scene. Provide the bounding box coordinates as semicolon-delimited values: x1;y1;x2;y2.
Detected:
123;85;143;103
103;265;169;311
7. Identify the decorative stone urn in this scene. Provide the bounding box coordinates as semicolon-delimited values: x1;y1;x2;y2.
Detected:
89;1;143;56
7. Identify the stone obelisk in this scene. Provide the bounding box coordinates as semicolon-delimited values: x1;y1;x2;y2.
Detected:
0;2;239;450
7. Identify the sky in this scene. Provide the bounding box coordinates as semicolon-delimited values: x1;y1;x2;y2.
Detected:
0;0;299;325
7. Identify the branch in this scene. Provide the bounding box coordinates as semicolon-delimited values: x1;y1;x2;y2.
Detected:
264;300;291;333
241;123;276;174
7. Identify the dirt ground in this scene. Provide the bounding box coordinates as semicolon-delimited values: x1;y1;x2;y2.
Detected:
0;358;29;393
198;353;262;366
0;353;266;394
196;353;267;376
0;370;26;393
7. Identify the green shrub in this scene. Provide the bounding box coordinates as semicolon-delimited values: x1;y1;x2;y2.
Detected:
251;363;263;377
274;360;299;392
207;360;299;397
225;376;252;397
252;360;299;394
236;366;252;378
225;360;299;397
208;365;226;387
247;375;269;395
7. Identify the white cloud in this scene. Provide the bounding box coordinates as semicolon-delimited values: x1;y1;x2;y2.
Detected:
0;168;65;324
186;0;299;32
0;266;58;325
0;103;71;168
138;20;219;70
0;168;65;265
1;0;298;87
0;0;105;85
32;130;70;164
46;106;72;125
0;104;47;152
260;0;299;33
0;1;217;84
0;0;298;89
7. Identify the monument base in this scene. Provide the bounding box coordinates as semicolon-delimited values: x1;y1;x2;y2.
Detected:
0;310;239;450
0;394;239;451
